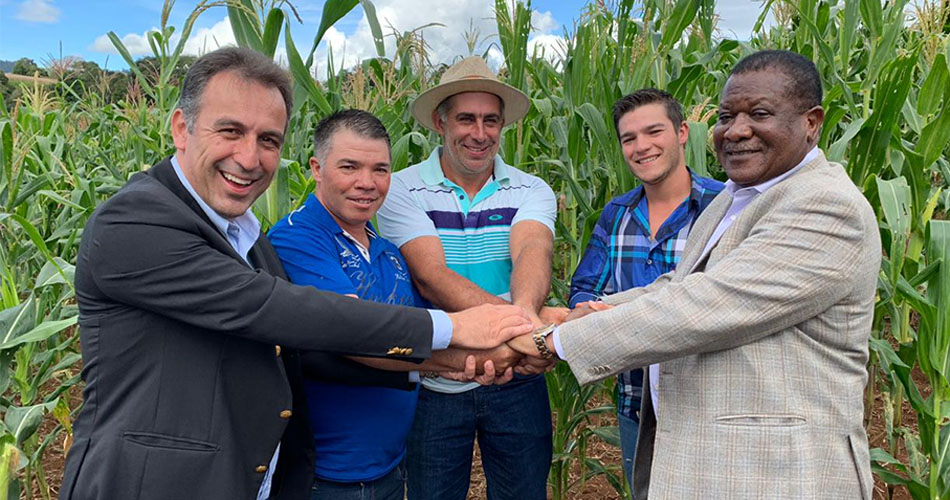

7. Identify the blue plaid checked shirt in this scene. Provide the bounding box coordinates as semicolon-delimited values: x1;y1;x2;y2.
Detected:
569;170;723;420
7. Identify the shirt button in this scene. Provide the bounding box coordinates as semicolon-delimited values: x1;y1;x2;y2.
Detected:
646;259;653;265
279;410;293;419
255;465;268;473
458;195;464;200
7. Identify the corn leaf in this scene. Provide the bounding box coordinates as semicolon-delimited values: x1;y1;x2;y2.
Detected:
917;54;948;117
926;221;950;380
3;401;56;445
261;8;285;59
284;23;332;115
358;0;385;58
309;0;360;67
849;51;918;185
659;0;699;52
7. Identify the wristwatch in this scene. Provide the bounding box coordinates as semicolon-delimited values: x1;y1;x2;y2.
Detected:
532;323;557;360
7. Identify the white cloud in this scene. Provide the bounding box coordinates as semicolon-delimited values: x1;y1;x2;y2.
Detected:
91;29;158;56
90;17;237;58
527;33;567;63
182;17;237;56
531;10;558;33
15;0;60;23
304;0;567;79
716;0;775;40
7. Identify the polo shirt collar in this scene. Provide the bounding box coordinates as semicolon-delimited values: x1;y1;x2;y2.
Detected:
302;192;379;245
418;147;511;187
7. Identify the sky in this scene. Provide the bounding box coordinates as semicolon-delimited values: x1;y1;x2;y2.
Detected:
0;0;773;76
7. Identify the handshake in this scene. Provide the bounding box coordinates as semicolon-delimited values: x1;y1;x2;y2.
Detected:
442;301;614;385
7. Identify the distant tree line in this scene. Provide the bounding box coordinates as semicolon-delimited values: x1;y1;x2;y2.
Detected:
1;55;196;109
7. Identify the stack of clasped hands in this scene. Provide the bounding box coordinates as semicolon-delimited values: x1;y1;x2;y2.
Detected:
444;301;614;385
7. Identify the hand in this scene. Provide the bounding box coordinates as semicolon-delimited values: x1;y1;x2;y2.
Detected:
514;354;556;375
484;344;524;373
442;354;515;386
538;306;570;325
448;304;534;349
564;301;613;322
506;333;559;374
506;332;541;358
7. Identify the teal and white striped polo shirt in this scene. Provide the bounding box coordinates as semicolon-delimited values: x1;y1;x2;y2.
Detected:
377;147;556;393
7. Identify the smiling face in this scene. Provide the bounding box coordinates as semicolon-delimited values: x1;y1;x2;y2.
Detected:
433;92;503;185
713;70;824;187
171;71;286;218
311;128;391;235
617;102;689;186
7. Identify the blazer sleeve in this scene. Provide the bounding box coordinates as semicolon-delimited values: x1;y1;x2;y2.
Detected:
559;181;878;384
299;352;416;390
84;187;433;360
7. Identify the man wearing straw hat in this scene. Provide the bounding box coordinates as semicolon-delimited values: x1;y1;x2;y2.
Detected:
377;56;563;500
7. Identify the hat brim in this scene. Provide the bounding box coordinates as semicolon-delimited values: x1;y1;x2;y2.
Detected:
411;79;530;133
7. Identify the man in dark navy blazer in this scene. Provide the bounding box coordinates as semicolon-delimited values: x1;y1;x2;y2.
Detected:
59;47;533;500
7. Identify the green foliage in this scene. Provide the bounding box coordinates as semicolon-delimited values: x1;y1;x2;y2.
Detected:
10;59;44;78
1;0;949;497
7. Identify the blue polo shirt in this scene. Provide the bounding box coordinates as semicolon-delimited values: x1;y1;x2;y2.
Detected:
268;193;421;482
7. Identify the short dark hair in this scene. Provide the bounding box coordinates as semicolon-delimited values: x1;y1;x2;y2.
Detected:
612;89;685;137
178;47;293;132
312;109;391;163
729;50;822;110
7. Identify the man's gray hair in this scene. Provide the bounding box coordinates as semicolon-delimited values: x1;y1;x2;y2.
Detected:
178;47;293;132
312;109;391;164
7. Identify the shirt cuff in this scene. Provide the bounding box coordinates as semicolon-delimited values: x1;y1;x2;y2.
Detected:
408;371;420;383
569;292;598;308
552;325;566;360
428;309;453;350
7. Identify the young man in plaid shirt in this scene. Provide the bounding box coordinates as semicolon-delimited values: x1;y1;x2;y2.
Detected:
569;89;723;495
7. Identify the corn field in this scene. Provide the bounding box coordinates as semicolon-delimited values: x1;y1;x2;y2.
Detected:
1;0;949;498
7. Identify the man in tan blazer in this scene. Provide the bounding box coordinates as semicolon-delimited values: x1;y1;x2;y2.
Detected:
512;50;879;499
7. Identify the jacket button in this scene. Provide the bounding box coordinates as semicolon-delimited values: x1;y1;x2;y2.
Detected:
279;410;293;419
275;345;281;357
255;465;268;473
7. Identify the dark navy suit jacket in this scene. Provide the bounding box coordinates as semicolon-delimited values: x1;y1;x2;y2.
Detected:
60;158;431;500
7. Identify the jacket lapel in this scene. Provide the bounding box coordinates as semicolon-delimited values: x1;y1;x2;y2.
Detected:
147;157;248;264
680;191;732;275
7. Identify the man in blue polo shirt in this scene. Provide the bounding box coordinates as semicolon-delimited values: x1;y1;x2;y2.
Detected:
569;89;723;495
269;110;522;500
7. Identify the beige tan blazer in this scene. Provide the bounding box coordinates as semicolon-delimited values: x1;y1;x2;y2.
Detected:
559;151;879;500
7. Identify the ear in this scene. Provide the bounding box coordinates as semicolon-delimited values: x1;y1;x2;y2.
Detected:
432;110;445;135
677;120;690;147
309;156;322;185
170;109;189;151
804;106;825;145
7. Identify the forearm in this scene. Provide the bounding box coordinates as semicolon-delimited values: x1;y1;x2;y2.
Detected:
509;244;553;314
349;348;481;372
414;267;507;311
508;221;555;316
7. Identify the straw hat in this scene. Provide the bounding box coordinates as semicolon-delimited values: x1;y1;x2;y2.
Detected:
411;56;530;132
